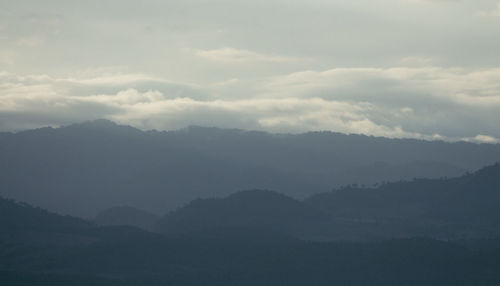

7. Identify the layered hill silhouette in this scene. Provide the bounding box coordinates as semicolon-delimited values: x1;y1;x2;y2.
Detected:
155;190;326;237
1;119;500;217
95;206;159;231
157;164;500;241
306;163;500;225
0;195;160;247
0;196;91;234
2;194;500;285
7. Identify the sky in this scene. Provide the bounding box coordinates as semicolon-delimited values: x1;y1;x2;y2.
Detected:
1;0;500;142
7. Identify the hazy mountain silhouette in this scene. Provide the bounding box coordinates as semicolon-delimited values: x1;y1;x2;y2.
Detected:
304;163;500;240
95;206;159;231
2;194;500;285
306;163;500;222
155;189;326;237
0;196;96;246
1;119;499;217
0;196;91;233
157;164;500;241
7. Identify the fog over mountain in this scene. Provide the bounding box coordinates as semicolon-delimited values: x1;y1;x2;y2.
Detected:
1;120;499;217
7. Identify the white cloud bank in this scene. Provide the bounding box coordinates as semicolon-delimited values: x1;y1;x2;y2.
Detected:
195;47;299;64
478;2;500;17
1;66;499;144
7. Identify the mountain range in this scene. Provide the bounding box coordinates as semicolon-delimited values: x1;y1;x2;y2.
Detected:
1;119;499;217
153;163;500;241
2;193;500;285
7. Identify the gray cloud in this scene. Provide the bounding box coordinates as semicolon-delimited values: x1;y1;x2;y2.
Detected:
0;0;499;142
194;47;301;64
478;2;500;17
0;68;499;143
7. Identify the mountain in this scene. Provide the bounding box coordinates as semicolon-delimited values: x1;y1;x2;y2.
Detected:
95;206;159;231
156;164;500;241
304;163;500;240
337;160;465;185
1;119;499;217
155;189;326;237
0;196;91;231
0;195;162;246
0;196;95;246
2;194;500;285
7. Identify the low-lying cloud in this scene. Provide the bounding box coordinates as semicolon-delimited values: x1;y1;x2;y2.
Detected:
0;66;499;143
195;47;300;64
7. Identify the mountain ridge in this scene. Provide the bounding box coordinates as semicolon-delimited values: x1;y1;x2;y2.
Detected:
7;119;500;146
1;119;499;217
157;164;500;241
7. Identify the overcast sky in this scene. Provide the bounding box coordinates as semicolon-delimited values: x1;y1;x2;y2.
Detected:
1;0;500;142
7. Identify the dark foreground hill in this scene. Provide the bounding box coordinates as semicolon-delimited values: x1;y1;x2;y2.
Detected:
157;164;500;241
95;206;159;231
2;119;499;217
306;163;500;222
304;163;500;240
155;189;326;237
1;195;500;286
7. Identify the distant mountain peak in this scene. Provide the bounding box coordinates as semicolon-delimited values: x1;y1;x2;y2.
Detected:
63;119;143;136
155;189;326;236
469;162;500;184
70;119;119;129
226;189;299;203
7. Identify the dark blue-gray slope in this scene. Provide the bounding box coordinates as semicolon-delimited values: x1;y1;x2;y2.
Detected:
2;195;500;286
95;206;159;231
1;119;499;217
157;164;500;241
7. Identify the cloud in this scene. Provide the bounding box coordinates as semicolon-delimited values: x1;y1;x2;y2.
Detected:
0;50;15;65
76;93;420;139
262;67;500;108
0;68;499;144
258;66;500;139
194;47;299;64
397;56;434;67
407;0;460;3
0;72;204;130
213;78;240;87
463;134;500;144
16;35;45;47
478;2;500;17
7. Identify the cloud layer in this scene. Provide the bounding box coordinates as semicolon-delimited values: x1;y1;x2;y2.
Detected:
1;0;500;142
1;66;499;143
195;47;299;64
